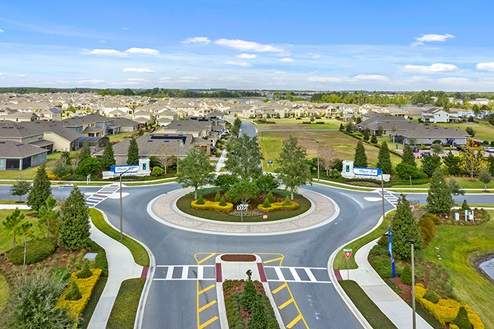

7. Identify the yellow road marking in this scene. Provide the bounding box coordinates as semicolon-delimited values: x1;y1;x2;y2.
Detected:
284;285;310;328
286;314;303;328
199;316;219;329
272;282;288;294
197;253;217;265
263;256;284;264
198;284;215;295
279;297;294;310
198;300;217;313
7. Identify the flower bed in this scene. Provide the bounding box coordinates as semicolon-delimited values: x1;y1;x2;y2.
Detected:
223;279;279;329
56;268;102;322
415;283;484;328
191;200;233;212
257;200;299;212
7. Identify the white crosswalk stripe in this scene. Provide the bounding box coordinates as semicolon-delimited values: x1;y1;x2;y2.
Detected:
85;183;120;207
376;189;399;208
154;265;216;281
264;266;331;284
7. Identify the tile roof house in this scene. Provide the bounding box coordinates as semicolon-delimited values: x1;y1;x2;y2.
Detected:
421;108;459;123
401;126;469;146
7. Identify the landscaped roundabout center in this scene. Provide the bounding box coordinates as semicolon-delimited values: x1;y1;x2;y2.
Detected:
176;189;311;222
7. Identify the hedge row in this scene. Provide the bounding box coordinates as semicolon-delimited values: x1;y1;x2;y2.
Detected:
9;237;56;264
257;201;299;213
56;268;102;321
415;283;484;328
191;200;233;212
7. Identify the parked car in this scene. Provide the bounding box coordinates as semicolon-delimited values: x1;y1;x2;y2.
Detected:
486;147;494;153
421;151;430;157
412;146;419;153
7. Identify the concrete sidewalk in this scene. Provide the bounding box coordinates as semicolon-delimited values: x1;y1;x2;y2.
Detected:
346;240;432;329
87;213;143;329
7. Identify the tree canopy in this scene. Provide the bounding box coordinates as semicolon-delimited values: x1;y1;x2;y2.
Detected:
101;142;116;171
276;136;312;199
58;186;90;250
427;168;454;214
391;195;423;260
225;134;263;180
353;141;368;167
376;142;392;174
177;148;214;199
27;165;52;211
127;138;139;165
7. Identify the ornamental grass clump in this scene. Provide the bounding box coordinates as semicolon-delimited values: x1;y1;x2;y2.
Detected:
77;259;92;279
65;281;82;301
266;191;275;203
262;198;271;208
196;195;205;205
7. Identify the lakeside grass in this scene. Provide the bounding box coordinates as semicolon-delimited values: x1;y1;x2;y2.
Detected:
89;208;149;267
419;212;494;329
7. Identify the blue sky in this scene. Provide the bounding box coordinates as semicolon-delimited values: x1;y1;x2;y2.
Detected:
1;0;494;91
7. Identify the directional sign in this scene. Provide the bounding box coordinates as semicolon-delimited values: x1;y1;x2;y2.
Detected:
236;204;248;211
343;248;352;259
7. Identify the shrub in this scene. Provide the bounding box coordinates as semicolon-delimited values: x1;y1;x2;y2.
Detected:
9;238;56;264
418;217;436;247
196;195;205;205
423;213;441;225
219;196;227;207
401;264;412;285
191;199;233;212
377;234;388;246
65;281;82;301
77;259;92;279
257;200;299;213
266;191;275;203
214;191;221;202
283;195;291;205
151;166;164;176
262;198;271;208
454;306;473;329
461;199;471;211
52;267;70;283
423;288;439;304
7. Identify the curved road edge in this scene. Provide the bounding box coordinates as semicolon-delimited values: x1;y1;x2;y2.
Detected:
326;211;388;329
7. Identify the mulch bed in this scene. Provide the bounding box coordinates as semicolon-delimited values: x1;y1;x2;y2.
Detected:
221;254;256;262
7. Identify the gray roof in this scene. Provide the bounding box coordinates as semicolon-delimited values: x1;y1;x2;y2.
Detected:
401;126;470;138
0;141;47;158
101;133;193;157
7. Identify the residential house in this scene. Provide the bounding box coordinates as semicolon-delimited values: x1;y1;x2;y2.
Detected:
421;108;459;123
0;141;48;170
401;126;469;146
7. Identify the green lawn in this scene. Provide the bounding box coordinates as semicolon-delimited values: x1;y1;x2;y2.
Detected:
391;176;494;190
0;274;8;313
419;212;494;329
0;209;47;254
259;131;402;172
89;208;149;267
432;121;494;142
108;132;134;143
254;117;342;130
107;278;145;329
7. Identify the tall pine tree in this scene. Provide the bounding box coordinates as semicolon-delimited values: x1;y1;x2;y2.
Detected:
354;141;368;167
426;168;454;214
391;195;423;260
101;142;116;170
58;186;90;250
27;164;52;211
376;142;392;174
78;142;91;162
127;138;139;165
401;144;416;167
177;148;214;199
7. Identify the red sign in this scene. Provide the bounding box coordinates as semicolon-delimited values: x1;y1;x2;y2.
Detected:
343;248;352;259
263;214;268;220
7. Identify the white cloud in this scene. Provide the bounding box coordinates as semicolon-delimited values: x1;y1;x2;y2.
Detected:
354;74;389;81
403;63;458;73
123;68;153;73
413;33;455;46
0;29;4;33
279;58;294;63
224;60;251;67
127;78;146;82
237;54;257;59
84;49;126;56
476;62;494;71
78;79;105;84
437;77;470;84
215;39;283;53
125;47;159;55
122;27;130;31
83;47;159;56
159;76;171;81
182;37;211;45
308;76;346;82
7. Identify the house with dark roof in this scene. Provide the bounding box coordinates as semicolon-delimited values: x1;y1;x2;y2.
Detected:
0;140;48;170
401;126;469;146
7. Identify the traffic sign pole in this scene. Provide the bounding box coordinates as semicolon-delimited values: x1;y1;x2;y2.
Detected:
343;248;352;280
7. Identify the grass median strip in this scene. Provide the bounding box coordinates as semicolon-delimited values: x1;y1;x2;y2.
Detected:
339;280;397;329
107;278;145;329
89;208;150;267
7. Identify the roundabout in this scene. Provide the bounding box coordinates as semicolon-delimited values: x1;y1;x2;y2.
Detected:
148;187;340;235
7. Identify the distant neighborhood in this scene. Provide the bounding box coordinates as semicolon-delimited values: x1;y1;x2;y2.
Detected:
0;91;491;171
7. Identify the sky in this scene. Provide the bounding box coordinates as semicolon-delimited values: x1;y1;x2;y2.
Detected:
1;0;494;91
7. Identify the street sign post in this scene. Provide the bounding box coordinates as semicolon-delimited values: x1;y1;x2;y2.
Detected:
343;248;352;279
236;204;248;221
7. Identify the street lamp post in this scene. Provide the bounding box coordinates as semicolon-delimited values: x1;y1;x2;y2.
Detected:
381;170;385;228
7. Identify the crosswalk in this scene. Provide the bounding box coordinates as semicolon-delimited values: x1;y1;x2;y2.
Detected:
377;189;399;208
154;265;331;284
85;183;120;207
